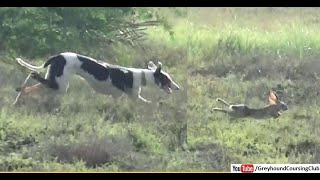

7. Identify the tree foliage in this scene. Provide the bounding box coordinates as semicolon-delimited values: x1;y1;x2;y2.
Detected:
0;7;167;59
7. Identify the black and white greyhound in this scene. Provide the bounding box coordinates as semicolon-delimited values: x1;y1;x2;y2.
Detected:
15;52;180;103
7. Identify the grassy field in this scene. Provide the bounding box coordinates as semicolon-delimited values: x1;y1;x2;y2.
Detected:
1;7;320;172
186;7;320;170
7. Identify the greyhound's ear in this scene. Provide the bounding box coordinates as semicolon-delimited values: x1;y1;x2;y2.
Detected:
155;61;162;73
148;61;157;71
269;90;278;105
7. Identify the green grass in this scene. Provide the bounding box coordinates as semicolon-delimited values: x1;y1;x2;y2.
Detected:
1;7;320;172
186;7;320;170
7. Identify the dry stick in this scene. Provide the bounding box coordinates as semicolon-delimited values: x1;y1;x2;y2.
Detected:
12;72;32;106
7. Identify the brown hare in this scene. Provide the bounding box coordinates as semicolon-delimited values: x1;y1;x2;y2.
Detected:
212;90;288;119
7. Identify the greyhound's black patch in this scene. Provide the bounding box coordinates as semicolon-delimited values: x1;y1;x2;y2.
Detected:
153;71;171;88
77;55;109;81
77;55;133;92
31;55;66;90
109;68;133;92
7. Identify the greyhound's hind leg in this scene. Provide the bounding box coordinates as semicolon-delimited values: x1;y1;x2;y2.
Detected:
31;71;59;90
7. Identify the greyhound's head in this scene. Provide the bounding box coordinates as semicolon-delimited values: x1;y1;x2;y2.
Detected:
148;61;180;94
268;90;288;111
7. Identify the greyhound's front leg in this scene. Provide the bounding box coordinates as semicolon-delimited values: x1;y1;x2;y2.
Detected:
137;87;151;103
138;95;152;103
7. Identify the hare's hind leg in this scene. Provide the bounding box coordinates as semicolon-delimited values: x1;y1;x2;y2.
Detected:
212;107;228;113
216;98;230;107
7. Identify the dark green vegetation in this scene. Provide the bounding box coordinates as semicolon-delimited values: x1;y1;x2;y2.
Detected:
1;7;320;172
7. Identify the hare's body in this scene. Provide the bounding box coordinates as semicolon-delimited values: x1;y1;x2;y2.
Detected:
212;91;288;119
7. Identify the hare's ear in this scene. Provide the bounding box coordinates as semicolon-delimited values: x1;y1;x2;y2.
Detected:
269;90;278;105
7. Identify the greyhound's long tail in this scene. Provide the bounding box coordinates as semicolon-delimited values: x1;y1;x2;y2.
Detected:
16;58;45;72
15;56;57;72
216;98;230;106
